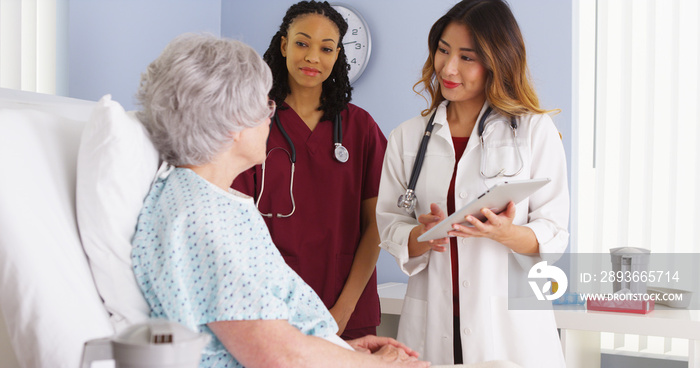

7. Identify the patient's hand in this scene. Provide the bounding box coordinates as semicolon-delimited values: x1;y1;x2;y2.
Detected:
373;344;417;363
351;335;430;368
347;335;418;356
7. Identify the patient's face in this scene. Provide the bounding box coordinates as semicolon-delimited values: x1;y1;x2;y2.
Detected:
239;117;271;167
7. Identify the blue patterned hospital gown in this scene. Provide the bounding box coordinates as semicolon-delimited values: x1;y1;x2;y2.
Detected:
132;168;338;367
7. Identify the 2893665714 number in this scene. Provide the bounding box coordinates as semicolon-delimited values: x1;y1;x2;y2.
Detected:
599;270;680;283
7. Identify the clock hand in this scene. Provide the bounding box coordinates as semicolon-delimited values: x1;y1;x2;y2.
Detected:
343;41;357;45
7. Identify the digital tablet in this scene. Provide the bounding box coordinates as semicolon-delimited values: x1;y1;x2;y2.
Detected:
417;178;551;242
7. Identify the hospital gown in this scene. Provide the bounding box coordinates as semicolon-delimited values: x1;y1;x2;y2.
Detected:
132;167;337;368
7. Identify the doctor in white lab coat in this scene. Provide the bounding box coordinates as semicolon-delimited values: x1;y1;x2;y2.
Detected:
376;1;568;367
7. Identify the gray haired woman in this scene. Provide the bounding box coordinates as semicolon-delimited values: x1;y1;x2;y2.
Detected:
131;33;429;368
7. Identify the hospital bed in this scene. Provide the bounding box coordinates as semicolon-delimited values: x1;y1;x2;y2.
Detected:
0;88;519;368
0;88;153;368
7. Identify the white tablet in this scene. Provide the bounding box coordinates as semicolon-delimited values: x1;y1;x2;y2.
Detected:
417;178;551;242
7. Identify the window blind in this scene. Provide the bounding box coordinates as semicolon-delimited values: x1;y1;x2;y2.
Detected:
0;0;57;94
574;0;699;359
575;0;700;254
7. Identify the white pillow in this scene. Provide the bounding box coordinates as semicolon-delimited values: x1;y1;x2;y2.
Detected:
76;95;158;332
0;105;113;368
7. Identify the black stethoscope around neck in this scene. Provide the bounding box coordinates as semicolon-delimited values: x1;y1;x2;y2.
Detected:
255;110;348;218
396;105;523;213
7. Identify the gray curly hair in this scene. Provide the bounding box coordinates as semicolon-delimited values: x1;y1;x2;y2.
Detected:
136;33;272;166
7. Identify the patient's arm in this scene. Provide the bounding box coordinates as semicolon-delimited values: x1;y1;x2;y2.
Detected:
208;319;430;368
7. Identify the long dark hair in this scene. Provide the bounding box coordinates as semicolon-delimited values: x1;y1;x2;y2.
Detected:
263;0;352;121
414;0;552;117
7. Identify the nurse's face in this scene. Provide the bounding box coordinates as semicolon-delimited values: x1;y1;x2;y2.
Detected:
434;22;488;105
280;14;340;90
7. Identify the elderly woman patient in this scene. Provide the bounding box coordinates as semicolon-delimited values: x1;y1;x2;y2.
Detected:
130;34;429;368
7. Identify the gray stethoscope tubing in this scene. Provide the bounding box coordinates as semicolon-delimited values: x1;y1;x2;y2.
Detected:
256;111;346;218
257;146;296;218
396;106;523;213
257;112;298;218
478;107;523;179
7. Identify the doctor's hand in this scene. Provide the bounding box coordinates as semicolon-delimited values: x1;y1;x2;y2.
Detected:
408;203;449;257
449;201;516;241
448;201;539;254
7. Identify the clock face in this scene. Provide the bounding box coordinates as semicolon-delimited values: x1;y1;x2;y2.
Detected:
331;4;372;84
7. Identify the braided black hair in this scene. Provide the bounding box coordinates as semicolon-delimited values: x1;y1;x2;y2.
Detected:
263;0;352;121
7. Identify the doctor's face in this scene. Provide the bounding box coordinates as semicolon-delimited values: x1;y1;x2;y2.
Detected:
434;22;488;105
280;14;341;91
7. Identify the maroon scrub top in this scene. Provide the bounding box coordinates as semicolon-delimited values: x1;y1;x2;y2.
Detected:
232;102;386;331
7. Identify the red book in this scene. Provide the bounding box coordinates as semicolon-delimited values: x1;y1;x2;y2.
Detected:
587;298;655;314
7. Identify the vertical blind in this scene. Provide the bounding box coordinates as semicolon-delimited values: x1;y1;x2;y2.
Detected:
575;0;699;359
0;0;57;94
576;0;700;255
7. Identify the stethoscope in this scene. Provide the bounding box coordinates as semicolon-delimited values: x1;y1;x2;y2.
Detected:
397;106;524;213
256;111;348;218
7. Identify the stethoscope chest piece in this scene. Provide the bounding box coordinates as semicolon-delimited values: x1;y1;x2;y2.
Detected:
334;144;349;163
332;114;348;163
397;189;417;213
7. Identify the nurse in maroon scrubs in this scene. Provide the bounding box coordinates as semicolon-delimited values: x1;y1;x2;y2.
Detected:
231;0;386;340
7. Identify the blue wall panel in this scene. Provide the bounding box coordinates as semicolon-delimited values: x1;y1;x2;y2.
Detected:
68;0;572;284
221;0;572;283
68;0;222;108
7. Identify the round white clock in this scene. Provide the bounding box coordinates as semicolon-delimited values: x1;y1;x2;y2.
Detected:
331;3;372;84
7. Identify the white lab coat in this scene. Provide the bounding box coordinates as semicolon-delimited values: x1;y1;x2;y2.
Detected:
377;101;569;367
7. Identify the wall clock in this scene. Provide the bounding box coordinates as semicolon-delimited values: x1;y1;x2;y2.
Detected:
331;3;372;84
